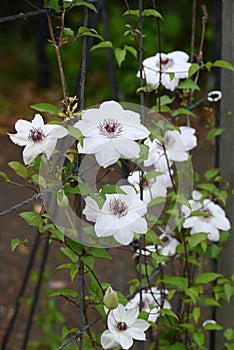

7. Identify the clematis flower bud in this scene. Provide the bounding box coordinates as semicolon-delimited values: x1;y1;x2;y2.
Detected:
103;287;118;310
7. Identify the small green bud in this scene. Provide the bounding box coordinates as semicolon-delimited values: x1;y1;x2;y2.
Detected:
57;189;69;208
103;287;118;310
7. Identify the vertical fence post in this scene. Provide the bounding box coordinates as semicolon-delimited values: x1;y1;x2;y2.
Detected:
216;0;234;348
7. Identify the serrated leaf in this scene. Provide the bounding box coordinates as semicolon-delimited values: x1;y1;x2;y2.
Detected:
11;238;28;252
213;59;234;72
8;161;29;178
30;103;61;115
91;41;113;51
114;47;126;67
195;272;222;285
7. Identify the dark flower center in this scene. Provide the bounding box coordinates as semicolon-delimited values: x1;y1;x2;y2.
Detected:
157;56;174;69
117;322;127;331
110;198;128;218
98;118;123;139
28;127;45;143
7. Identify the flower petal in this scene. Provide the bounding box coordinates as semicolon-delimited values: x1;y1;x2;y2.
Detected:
127;327;147;341
22;143;43;164
113;229;135;245
115;332;133;350
83;197;101;222
8;133;30;146
31;114;45;127
125;307;139;325
95;144;120;168
113;304;126;323
113;138;140;159
131;319;150;332
101;330;119;349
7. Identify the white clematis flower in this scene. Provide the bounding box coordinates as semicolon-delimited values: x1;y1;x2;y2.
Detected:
74;100;149;168
126;287;171;323
144;126;197;166
136;232;179;257
8;114;68;165
83;185;148;246
182;190;231;242
127;170;172;203
138;51;191;91
101;303;150;349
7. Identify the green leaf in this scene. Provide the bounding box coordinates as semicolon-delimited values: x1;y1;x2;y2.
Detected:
195;272;222;285
123;9;163;19
193;329;205;347
177;79;200;91
188;233;207;248
60;246;78;263
143;9;163;19
204;168;220;181
213;59;234;72
161;276;188;288
11;238;28;252
19;211;42;227
63;27;74;37
49;288;78;298
185;287;199;304
114;47;126;67
0;171;9;181
207;127;225;140
159;308;178;320
91;41;113;51
88;247;112;260
77;26;103;40
8;161;29;178
188;63;200;78
74;0;97;12
160;343;187;350
224;283;233;303
224;328;234;340
31;174;46;188
30;103;61;116
100;184;126;195
65;238;84;255
68;125;83;143
124;45;137;59
204;322;223;331
44;0;61;13
172;108;196;118
192;306;200;323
